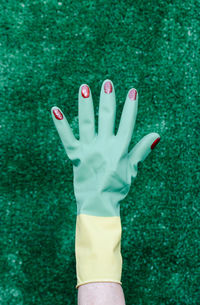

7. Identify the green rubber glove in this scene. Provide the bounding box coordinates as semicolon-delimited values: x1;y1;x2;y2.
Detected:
51;79;160;288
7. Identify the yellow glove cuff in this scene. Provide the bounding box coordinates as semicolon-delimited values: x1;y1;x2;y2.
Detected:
75;214;122;289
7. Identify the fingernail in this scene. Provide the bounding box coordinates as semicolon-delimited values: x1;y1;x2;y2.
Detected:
104;81;112;94
128;88;137;101
81;85;90;98
151;137;160;150
53;108;63;120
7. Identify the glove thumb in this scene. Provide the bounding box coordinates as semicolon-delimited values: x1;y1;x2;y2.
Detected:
128;132;161;171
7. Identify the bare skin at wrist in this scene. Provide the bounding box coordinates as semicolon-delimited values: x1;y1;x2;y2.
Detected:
78;282;126;305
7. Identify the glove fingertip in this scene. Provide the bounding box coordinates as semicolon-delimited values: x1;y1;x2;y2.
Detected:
151;135;161;150
51;106;64;121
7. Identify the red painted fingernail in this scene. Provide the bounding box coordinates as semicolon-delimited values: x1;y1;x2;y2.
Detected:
104;81;112;94
151;137;160;150
81;85;90;98
128;88;137;101
53;108;63;120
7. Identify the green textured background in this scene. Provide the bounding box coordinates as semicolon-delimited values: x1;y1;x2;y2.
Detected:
1;0;199;304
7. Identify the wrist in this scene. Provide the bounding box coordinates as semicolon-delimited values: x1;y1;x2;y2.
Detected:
76;192;121;217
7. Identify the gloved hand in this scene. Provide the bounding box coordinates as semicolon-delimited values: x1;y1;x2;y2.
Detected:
51;79;160;289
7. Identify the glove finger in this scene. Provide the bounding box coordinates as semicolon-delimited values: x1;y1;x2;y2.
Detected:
78;84;96;144
116;88;138;154
51;106;80;160
98;79;116;138
128;132;161;166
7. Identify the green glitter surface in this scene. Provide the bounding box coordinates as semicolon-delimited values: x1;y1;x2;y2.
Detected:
0;1;199;304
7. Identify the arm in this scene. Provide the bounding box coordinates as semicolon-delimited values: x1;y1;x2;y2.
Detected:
51;79;160;304
78;282;126;305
